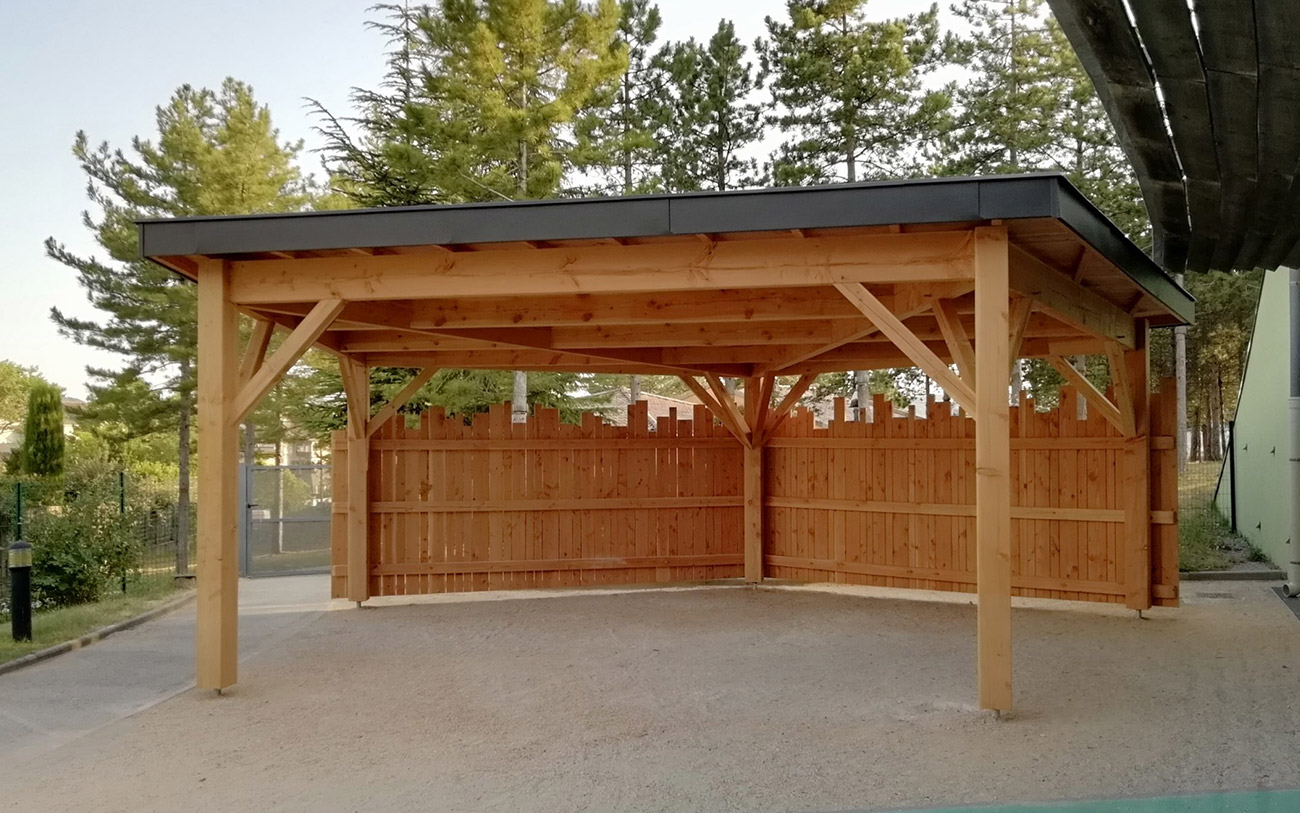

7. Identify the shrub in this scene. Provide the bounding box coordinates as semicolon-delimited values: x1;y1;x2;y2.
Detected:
26;500;138;609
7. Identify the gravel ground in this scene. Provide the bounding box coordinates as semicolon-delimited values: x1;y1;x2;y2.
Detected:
3;581;1299;812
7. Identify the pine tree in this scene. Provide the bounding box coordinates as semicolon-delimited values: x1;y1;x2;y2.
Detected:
757;0;953;184
942;0;1059;176
315;1;627;420
48;79;313;568
17;382;66;478
654;19;765;191
576;0;666;195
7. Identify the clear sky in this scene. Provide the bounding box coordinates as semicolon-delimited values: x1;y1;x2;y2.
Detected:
0;0;943;398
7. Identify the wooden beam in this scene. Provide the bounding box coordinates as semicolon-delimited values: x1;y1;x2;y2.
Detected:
409;287;868;329
706;374;750;442
340;356;371;603
679;376;750;447
760;373;817;443
760;281;973;374
1046;356;1126;435
367;367;438;438
1106;340;1138;437
1008;296;1033;374
195;258;239;691
227;231;977;304
743;376;764;583
1009;245;1136;348
933;298;976;385
753;374;775;438
230;299;345;425
1122;322;1151;610
974;225;1012;713
237;318;275;387
834;282;976;414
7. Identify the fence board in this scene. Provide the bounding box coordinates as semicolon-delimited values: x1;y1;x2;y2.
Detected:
332;390;1178;605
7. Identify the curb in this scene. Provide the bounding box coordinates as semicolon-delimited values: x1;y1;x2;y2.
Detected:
0;589;196;678
1181;569;1285;581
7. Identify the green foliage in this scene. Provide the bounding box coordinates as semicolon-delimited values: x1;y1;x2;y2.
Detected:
758;0;953;184
17;382;66;477
0;360;45;437
652;19;765;191
578;0;666;194
317;0;627;205
27;506;135;608
942;0;1059;175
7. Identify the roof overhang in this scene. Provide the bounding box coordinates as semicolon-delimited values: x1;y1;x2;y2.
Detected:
1049;0;1298;273
140;174;1192;385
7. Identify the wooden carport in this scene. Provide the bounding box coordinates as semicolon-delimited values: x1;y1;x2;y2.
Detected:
139;174;1194;712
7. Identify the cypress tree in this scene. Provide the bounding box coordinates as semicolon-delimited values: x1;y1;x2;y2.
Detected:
19;382;65;478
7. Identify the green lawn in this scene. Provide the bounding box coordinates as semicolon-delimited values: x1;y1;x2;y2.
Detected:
1177;459;1262;571
0;576;188;666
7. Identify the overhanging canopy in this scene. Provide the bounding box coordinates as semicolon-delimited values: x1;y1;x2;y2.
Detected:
141;174;1192;384
1049;0;1300;273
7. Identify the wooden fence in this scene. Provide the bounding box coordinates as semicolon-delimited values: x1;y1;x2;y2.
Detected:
764;387;1179;605
331;401;745;597
332;386;1178;606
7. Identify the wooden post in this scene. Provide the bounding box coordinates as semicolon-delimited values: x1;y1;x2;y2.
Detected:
196;259;239;691
341;356;371;603
743;376;764;583
974;225;1012;712
1123;321;1152;609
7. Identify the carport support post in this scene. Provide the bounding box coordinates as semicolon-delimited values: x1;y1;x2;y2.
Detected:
1122;322;1152;610
342;356;371;604
196;258;240;691
743;376;764;583
974;225;1013;713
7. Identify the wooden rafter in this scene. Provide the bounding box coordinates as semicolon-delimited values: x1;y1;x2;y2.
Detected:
231;299;345;425
237;318;275;387
1046;355;1127;434
1104;341;1138;437
759;281;973;374
933;298;976;385
679;375;751;447
833;283;975;414
1008;296;1034;374
759;373;817;444
366;367;439;438
1009;245;1136;348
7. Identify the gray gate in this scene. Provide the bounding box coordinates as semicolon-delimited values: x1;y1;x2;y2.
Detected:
239;463;332;577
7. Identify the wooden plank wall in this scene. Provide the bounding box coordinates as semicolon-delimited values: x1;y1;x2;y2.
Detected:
765;385;1179;605
331;401;744;597
332;386;1178;605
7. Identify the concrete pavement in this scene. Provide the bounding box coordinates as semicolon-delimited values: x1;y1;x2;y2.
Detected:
0;574;332;773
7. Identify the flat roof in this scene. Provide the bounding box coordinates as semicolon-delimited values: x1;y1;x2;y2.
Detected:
140;173;1193;324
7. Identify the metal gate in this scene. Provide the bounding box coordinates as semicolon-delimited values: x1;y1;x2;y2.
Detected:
239;463;332;577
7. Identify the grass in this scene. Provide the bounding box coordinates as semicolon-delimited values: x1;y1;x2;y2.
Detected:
1177;459;1261;572
0;575;187;666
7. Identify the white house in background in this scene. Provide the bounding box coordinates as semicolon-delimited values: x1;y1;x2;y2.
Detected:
0;397;84;461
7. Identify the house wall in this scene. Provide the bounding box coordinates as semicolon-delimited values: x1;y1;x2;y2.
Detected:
1216;268;1295;567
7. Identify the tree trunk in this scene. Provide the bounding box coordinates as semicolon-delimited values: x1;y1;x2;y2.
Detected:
273;441;284;554
854;370;871;420
176;377;191;576
1073;355;1088;420
512;371;528;424
1010;360;1023;405
629;375;641;404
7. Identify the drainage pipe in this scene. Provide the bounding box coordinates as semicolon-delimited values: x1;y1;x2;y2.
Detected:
1285;268;1300;596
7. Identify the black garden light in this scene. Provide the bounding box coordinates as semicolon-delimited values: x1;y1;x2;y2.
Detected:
9;539;31;642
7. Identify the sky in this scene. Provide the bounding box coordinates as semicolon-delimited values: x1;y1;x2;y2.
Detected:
0;0;947;398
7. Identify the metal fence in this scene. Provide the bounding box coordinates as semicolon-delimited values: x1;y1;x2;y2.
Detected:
240;463;332;577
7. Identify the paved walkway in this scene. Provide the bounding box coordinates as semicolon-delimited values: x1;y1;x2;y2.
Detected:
0;574;331;772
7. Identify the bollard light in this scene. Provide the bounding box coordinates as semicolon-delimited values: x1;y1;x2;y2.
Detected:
9;539;31;642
